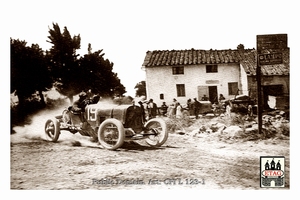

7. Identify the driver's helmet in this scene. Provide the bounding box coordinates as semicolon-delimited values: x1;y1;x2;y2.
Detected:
79;92;87;99
92;94;100;103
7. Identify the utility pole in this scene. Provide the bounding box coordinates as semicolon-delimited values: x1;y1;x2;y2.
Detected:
256;55;262;135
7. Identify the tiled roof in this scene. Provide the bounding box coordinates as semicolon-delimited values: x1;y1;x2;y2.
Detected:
142;49;242;66
240;49;290;76
142;48;289;76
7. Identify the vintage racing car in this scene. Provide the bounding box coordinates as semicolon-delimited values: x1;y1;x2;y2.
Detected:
44;101;168;150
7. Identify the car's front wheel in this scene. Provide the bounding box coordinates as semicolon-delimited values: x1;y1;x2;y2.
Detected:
98;119;125;150
144;118;168;147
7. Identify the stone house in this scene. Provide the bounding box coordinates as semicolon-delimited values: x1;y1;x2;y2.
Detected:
142;45;289;109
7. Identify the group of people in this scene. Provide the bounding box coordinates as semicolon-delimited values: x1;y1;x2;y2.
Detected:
140;94;227;120
138;97;202;120
211;94;227;113
200;94;225;102
137;99;160;121
166;97;209;119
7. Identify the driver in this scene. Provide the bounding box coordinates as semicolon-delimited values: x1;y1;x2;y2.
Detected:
71;92;90;128
72;91;88;114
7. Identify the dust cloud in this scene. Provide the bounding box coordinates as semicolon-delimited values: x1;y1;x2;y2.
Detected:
11;105;64;142
10;88;140;148
10;102;99;148
10;93;99;146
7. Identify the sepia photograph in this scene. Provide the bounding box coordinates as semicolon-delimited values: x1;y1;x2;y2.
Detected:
3;0;299;198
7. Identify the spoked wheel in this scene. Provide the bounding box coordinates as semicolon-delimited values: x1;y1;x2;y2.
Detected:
144;118;168;147
98;119;125;150
44;118;60;142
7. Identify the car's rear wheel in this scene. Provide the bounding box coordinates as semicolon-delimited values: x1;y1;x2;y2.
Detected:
144;118;168;147
98;119;125;150
44;118;60;142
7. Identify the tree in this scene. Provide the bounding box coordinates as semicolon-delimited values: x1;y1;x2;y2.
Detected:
134;81;146;97
79;46;126;97
47;23;126;101
47;23;82;103
237;44;245;51
11;38;52;107
110;73;126;97
30;44;53;104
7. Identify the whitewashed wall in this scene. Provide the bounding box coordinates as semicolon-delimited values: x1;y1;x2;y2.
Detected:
145;63;241;105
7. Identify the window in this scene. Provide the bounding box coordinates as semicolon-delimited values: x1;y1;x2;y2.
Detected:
228;82;238;95
176;84;185;97
172;66;184;75
206;65;218;73
160;93;164;100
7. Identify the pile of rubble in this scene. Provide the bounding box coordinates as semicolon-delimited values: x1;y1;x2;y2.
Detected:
180;110;289;141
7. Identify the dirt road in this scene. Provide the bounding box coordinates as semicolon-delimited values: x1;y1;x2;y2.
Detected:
10;110;290;190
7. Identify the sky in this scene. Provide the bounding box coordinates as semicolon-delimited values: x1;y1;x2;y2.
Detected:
4;0;299;97
2;0;300;196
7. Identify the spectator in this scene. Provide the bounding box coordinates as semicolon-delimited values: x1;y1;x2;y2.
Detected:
219;94;225;102
167;103;175;118
160;102;168;116
173;98;179;110
201;95;209;101
212;102;219;113
147;99;158;119
187;98;195;115
186;98;192;114
168;98;178;118
142;100;149;120
138;101;146;123
193;98;201;119
176;102;183;119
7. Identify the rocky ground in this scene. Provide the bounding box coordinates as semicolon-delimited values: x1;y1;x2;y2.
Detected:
10;107;290;190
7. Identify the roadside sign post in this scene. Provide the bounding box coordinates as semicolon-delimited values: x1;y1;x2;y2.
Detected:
256;34;287;135
256;58;262;135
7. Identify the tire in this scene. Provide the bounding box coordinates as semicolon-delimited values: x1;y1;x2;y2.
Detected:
144;118;168;147
44;118;60;142
98;119;125;150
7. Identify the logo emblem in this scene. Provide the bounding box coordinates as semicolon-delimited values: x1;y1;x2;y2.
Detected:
260;156;285;187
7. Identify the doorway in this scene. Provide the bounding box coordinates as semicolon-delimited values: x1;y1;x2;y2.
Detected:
208;86;218;103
